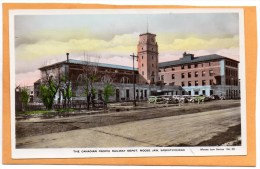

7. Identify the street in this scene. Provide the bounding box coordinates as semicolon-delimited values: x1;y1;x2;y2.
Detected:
16;106;241;148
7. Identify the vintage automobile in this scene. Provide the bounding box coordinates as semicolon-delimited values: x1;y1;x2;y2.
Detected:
161;95;179;104
210;94;221;100
193;95;211;102
179;95;191;103
147;96;164;104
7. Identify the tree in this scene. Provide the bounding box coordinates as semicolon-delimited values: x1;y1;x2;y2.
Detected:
60;78;73;109
39;71;60;110
19;87;29;112
103;83;115;108
39;79;59;110
77;56;101;110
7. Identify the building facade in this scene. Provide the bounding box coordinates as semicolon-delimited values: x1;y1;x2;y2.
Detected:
33;31;240;103
137;33;159;84
158;52;240;98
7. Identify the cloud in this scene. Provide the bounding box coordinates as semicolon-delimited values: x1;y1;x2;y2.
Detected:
16;32;139;61
158;35;239;51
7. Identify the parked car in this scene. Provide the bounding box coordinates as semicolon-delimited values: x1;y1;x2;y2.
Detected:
172;95;181;103
161;95;178;104
220;95;226;100
179;95;190;103
148;96;164;104
192;95;207;102
210;94;221;100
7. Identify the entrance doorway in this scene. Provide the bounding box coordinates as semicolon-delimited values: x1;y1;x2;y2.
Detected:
116;89;120;102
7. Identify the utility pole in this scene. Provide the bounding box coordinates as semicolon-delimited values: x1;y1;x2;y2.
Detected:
130;53;138;107
231;77;233;99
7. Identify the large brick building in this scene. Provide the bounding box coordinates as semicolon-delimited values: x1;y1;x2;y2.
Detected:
158;52;240;98
34;31;240;102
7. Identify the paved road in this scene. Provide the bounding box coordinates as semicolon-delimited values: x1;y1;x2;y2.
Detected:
16;107;241;148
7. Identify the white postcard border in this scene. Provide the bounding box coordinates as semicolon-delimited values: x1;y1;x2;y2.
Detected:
9;8;247;159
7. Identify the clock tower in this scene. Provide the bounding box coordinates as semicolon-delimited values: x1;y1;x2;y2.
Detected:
137;33;159;84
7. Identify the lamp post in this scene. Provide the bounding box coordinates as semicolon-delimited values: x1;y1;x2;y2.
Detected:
130;53;138;107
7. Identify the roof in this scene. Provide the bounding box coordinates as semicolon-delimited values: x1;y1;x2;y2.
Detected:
139;32;156;36
159;54;239;68
39;59;138;71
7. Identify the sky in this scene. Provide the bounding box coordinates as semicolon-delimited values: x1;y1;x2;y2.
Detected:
15;12;240;86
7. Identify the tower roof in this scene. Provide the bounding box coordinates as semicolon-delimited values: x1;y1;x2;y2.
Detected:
139;32;156;36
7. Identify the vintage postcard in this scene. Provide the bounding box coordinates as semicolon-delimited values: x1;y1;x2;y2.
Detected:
2;3;257;166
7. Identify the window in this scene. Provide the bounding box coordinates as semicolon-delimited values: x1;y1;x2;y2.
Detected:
142;71;144;75
142;63;144;67
181;65;184;69
126;89;130;99
172;74;175;79
195;81;198;86
209;62;211;66
151;71;155;76
202;90;206;95
181;82;185;87
142;56;143;59
195;71;198;77
188;81;192;86
152;56;154;60
188;91;191;95
188;72;191;78
120;77;130;84
209;70;214;76
202;80;206;86
172;67;175;71
202;71;206;77
161;75;164;81
188;64;191;69
194;91;199;95
194;64;198;68
181;73;185;78
201;63;204;67
152;64;154;67
210;79;214;85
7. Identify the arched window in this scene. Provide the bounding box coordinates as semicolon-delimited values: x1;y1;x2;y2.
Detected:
120;77;130;84
101;75;113;83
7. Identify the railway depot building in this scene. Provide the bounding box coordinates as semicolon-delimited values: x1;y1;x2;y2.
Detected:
158;52;240;98
34;31;240;102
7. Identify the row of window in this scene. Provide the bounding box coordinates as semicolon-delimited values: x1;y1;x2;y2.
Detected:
141;63;155;67
160;70;214;80
181;80;214;87
140;55;155;60
226;78;239;86
160;62;213;72
142;71;155;76
225;68;238;77
226;61;238;68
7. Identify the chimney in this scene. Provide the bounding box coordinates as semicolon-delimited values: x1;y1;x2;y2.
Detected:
182;52;194;60
66;53;69;62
